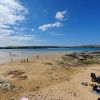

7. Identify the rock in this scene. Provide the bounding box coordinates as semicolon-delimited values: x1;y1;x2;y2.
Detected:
7;70;25;76
61;51;100;67
81;82;88;86
18;75;27;80
0;80;15;92
66;52;95;60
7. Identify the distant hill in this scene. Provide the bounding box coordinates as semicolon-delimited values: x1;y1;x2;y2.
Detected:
0;46;64;49
73;45;100;48
0;45;100;49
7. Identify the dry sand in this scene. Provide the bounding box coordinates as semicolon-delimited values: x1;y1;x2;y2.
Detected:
0;53;100;100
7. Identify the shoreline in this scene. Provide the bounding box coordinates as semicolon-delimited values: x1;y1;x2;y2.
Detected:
0;51;100;99
0;52;66;65
0;48;99;64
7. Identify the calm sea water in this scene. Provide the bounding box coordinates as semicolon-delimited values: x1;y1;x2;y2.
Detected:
0;47;100;52
0;47;100;64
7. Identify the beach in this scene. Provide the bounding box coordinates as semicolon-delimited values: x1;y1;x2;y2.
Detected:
0;0;100;99
0;51;100;100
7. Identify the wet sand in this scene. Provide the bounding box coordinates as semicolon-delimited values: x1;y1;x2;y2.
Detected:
0;53;100;100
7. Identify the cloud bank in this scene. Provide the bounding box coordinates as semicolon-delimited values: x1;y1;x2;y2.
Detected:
0;0;27;28
0;0;35;44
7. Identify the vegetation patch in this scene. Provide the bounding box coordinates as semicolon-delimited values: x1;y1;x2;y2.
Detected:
57;52;100;67
5;70;27;80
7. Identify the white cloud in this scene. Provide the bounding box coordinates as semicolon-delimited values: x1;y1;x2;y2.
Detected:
55;11;67;20
13;27;28;32
0;0;29;44
32;28;35;31
0;28;14;35
0;0;27;27
11;35;35;41
0;25;10;28
0;34;36;41
38;10;67;31
0;33;45;46
0;34;38;46
39;22;62;31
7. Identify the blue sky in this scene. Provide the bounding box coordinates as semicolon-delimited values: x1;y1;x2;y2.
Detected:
0;0;100;46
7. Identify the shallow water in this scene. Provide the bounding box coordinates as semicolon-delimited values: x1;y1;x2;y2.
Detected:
0;47;100;64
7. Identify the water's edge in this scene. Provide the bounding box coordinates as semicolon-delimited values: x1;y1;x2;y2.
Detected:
0;48;100;64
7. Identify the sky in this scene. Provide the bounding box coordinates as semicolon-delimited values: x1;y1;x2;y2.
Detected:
0;0;100;46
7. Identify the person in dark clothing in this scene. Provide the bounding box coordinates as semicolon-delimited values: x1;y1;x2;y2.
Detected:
91;73;100;83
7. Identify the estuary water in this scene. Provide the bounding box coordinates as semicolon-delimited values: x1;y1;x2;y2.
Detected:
0;47;100;64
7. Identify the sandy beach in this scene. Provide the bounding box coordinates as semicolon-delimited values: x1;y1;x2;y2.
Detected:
0;52;100;100
0;0;100;99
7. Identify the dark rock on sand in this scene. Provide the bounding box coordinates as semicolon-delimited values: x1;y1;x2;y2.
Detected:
60;51;100;67
0;80;15;92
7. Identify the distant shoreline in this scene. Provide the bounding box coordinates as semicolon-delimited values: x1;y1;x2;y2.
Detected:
0;45;100;49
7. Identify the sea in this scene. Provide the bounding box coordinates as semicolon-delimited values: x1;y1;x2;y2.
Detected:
0;47;100;64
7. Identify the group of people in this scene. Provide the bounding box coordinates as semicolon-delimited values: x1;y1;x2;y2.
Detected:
9;53;39;63
91;73;100;93
21;59;29;63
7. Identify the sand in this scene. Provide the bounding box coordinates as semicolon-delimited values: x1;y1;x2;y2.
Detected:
0;53;100;100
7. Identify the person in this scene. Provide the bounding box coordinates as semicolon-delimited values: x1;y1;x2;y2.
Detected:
93;84;100;92
27;58;28;63
11;58;13;62
23;59;25;63
37;55;39;59
91;73;100;83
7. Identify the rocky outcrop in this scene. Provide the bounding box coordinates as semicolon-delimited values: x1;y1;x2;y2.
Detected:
65;52;96;60
60;52;100;67
0;80;15;92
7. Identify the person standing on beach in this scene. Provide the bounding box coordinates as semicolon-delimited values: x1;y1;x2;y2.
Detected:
37;55;39;59
11;58;13;62
23;59;25;63
27;58;28;63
